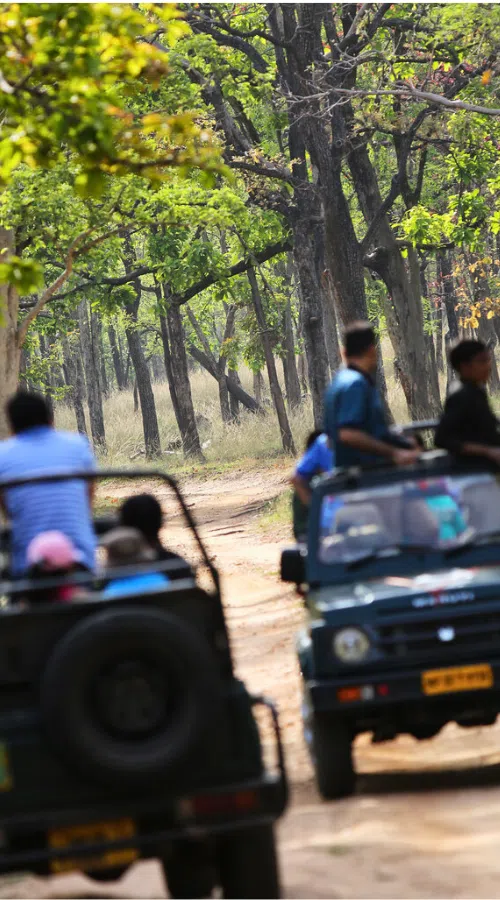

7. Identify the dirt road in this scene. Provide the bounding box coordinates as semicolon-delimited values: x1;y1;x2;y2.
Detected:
6;465;500;899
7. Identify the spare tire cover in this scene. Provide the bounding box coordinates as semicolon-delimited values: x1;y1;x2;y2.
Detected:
40;606;222;787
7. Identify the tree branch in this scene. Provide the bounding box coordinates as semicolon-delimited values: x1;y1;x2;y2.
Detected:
17;229;91;347
172;238;292;307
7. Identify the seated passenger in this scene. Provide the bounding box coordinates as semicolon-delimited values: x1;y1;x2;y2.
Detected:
26;531;89;603
435;339;500;464
102;527;170;599
118;493;190;580
291;430;334;542
0;391;97;577
404;481;467;545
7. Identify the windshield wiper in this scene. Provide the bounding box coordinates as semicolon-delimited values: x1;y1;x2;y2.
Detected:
347;543;431;570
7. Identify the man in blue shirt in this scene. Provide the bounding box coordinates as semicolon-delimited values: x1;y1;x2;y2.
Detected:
0;391;97;575
291;430;334;541
324;322;420;469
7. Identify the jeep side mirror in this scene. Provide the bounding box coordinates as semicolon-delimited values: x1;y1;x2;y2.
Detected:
280;546;306;584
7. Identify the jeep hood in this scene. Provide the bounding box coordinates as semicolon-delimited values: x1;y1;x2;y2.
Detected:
313;565;500;615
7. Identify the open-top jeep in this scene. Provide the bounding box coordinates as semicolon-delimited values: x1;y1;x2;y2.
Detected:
0;469;287;897
282;442;500;800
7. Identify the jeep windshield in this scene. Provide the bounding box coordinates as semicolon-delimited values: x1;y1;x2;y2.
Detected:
317;472;500;566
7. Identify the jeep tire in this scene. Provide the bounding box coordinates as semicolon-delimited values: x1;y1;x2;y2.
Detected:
312;714;355;800
217;824;280;898
40;606;221;787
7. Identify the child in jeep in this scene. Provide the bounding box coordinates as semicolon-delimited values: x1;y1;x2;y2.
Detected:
119;493;191;581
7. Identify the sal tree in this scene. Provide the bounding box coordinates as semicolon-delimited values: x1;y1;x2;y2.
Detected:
0;2;221;430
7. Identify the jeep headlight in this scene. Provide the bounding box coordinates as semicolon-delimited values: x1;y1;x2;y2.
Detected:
333;627;370;663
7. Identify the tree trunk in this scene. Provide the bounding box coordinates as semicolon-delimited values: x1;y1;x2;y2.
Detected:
78;299;106;450
346;134;436;418
438;251;459;341
282;298;301;410
159;310;183;425
435;298;444;373
319;267;341;375
163;292;204;460
253;370;264;406
62;334;88;436
92;314;109;400
186;341;261;413
133;379;139;413
297;353;308;395
227;370;241;421
122;242;161;459
218;375;231;423
108;324;126;390
0;228;20;436
125;326;161;458
292;201;331;426
248;269;295;454
417;254;441;409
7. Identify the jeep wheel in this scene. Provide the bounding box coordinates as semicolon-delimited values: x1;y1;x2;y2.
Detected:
217;824;280;899
312;714;355;800
162;838;215;898
40;606;221;787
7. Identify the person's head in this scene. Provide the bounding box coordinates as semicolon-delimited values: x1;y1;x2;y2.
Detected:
305;429;323;452
101;527;156;568
6;390;53;435
449;338;491;385
119;493;163;547
27;531;82;573
342;321;377;373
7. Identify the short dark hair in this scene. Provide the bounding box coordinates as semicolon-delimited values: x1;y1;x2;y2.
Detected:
343;321;376;357
449;338;488;372
119;493;163;542
6;390;52;434
305;429;323;451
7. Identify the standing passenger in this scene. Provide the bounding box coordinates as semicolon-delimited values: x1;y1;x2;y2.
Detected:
324;322;420;468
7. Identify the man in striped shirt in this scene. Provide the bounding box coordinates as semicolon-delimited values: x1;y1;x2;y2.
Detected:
0;391;97;576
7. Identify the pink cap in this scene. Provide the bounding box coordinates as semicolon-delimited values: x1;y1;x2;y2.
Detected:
27;531;83;571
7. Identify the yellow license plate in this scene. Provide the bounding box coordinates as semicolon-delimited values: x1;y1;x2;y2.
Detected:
422;663;493;696
48;817;138;875
0;744;12;792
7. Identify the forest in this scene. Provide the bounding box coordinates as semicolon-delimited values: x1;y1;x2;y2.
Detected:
2;2;500;464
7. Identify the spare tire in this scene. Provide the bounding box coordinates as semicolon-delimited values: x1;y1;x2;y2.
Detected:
40;606;222;787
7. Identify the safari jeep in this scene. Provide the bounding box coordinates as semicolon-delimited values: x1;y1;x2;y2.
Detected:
282;448;500;800
0;469;287;898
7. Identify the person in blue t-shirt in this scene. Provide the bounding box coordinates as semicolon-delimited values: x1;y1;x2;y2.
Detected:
0;391;97;576
291;430;334;541
102;527;170;598
324;322;420;469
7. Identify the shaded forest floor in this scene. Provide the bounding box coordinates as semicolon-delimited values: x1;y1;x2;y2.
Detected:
7;464;500;897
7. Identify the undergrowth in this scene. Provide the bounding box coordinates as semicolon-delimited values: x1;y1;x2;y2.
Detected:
55;350;413;473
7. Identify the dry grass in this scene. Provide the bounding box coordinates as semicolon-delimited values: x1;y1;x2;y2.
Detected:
54;358;412;471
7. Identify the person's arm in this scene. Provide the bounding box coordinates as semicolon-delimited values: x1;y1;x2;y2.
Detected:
334;378;419;465
338;428;419;465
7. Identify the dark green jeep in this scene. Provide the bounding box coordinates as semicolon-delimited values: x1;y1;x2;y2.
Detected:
0;469;287;897
282;445;500;800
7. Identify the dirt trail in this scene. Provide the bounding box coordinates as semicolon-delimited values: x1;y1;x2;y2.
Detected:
6;465;500;899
